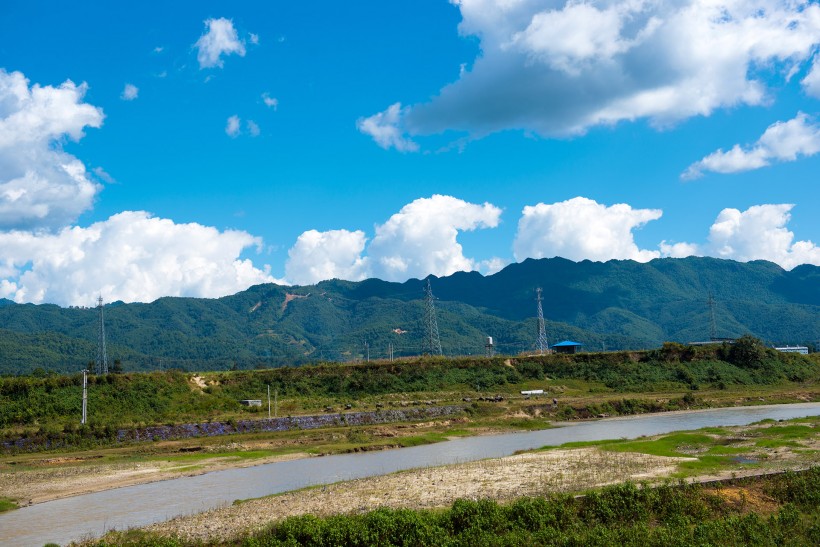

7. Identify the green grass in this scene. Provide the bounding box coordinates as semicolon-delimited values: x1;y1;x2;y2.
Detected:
531;416;818;478
0;497;17;513
537;438;628;451
755;439;806;449
759;425;815;440
677;455;738;473
170;465;204;473
151;449;277;463
397;433;451;447
441;428;472;437
605;433;715;457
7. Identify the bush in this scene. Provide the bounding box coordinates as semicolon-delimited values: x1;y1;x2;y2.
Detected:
728;335;769;369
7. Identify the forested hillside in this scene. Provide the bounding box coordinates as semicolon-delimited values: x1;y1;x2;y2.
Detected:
0;257;816;374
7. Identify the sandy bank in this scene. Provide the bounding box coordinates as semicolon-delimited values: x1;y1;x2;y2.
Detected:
145;447;688;543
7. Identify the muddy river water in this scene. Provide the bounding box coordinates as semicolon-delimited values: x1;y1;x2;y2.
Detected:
2;402;819;546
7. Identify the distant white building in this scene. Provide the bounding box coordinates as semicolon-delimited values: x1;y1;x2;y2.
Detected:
774;346;809;355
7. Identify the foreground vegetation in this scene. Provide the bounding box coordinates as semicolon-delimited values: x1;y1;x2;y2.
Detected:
97;467;820;546
1;337;818;451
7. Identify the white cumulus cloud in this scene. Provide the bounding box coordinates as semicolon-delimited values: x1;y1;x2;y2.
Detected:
513;197;662;263
283;195;502;284
195;18;247;69
0;211;276;306
803;55;820;98
121;83;139;101
356;103;418;152
683;113;820;179
0;70;104;230
367;195;502;280
479;257;507;275
285;229;369;285
262;93;278;109
707;204;819;268
658;204;818;269
225;115;241;137
361;0;820;149
658;240;701;259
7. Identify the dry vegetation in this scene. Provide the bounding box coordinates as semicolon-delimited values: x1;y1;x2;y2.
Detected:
145;447;688;543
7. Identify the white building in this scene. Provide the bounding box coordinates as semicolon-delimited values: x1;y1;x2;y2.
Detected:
774;346;809;355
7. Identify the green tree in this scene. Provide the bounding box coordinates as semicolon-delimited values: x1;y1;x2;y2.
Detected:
728;335;768;369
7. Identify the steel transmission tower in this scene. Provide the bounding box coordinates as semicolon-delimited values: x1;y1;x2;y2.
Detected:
423;279;443;356
536;288;549;354
96;296;109;374
708;291;718;340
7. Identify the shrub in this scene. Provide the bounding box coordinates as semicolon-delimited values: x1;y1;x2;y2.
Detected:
728;335;768;369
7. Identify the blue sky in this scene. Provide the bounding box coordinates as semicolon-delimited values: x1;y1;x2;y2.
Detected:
0;1;819;305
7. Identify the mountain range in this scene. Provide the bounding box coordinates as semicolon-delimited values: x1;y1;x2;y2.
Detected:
0;257;817;375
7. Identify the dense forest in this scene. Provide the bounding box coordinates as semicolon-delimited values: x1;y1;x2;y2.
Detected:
0;257;817;374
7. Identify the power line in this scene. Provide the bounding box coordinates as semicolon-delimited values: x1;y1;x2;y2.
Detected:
422;279;443;356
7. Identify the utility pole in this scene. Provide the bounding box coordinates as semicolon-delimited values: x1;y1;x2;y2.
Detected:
81;369;88;425
274;389;278;418
423;279;443;356
267;384;271;419
536;288;549;354
389;342;394;362
96;296;108;374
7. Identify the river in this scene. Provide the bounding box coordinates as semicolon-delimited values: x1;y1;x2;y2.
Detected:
2;402;819;546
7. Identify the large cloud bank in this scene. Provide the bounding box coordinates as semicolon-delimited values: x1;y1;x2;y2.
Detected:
286;195;818;287
359;0;820;148
0;71;275;306
513;197;662;262
661;204;819;269
285;195;502;285
0;212;274;306
0;70;103;230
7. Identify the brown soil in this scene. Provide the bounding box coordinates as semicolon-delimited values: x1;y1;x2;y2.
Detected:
711;485;779;514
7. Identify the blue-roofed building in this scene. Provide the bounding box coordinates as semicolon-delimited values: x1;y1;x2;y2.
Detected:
551;340;583;354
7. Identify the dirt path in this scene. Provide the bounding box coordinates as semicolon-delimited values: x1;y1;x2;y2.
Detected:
145;447;689;543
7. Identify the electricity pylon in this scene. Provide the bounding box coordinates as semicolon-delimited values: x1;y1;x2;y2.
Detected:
536;287;549;354
96;296;108;374
423;279;443;356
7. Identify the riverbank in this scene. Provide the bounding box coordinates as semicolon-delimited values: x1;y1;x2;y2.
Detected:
126;415;820;544
1;388;817;508
144;447;687;543
110;468;820;547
